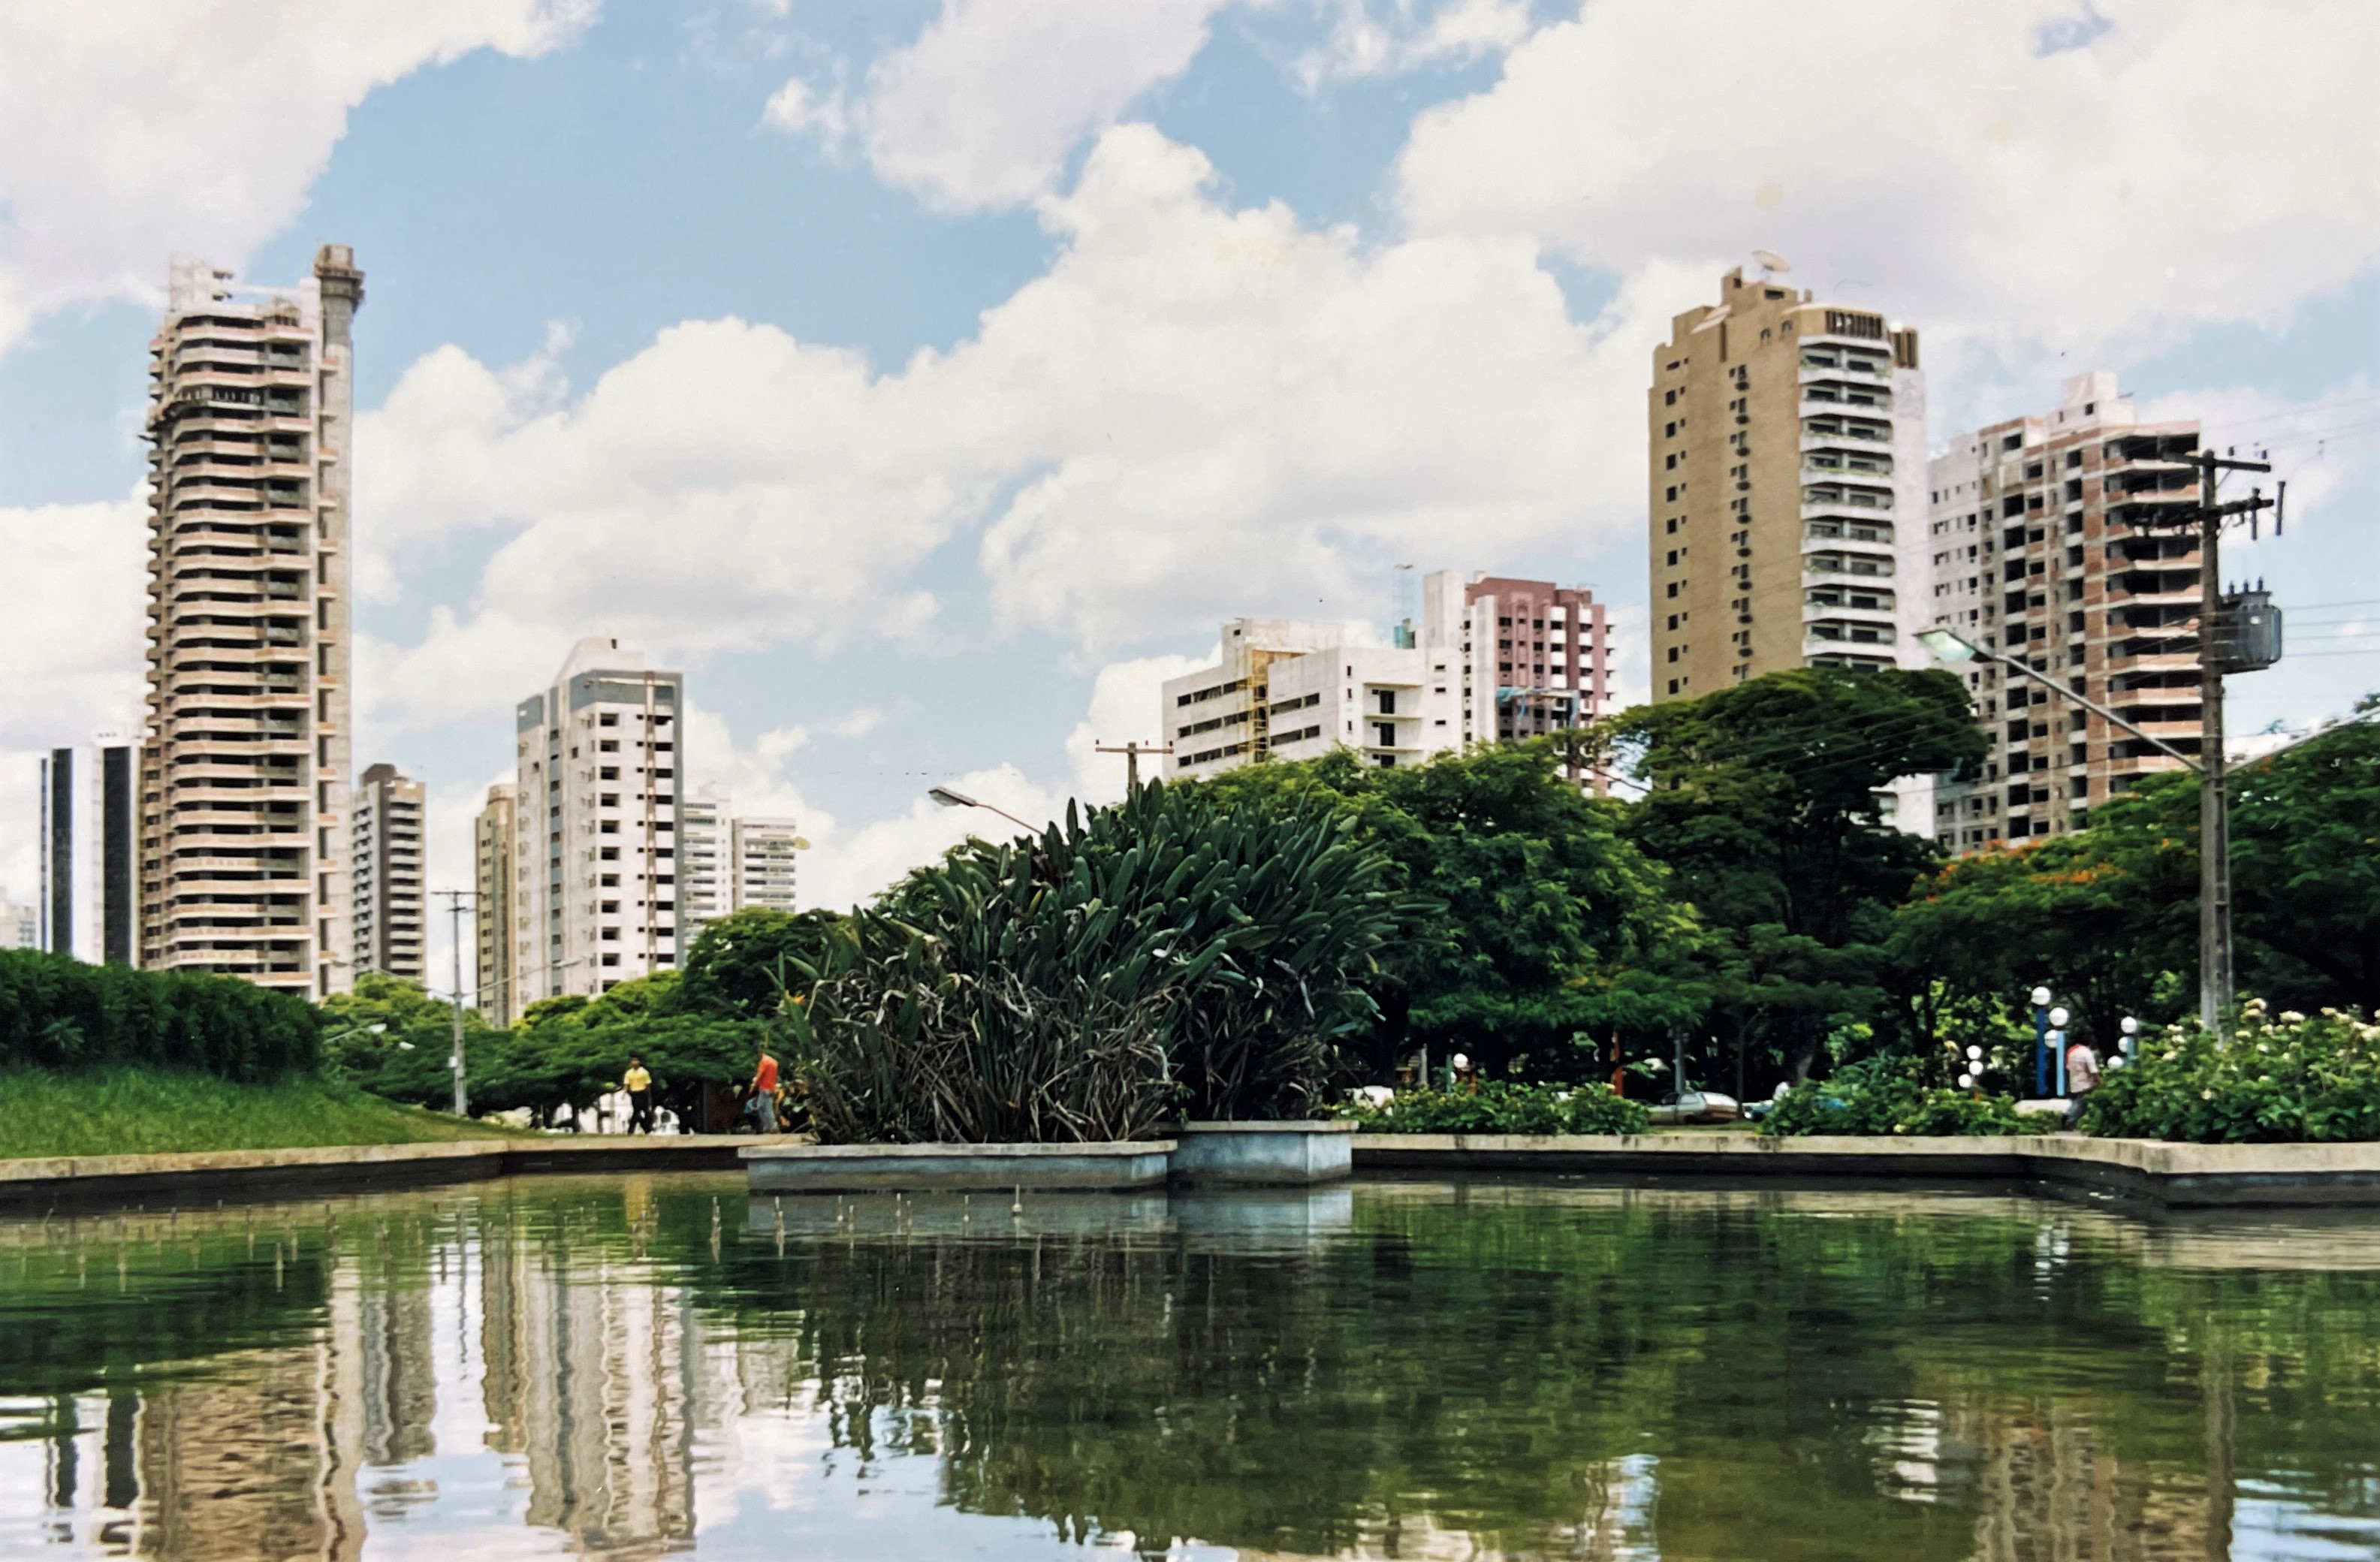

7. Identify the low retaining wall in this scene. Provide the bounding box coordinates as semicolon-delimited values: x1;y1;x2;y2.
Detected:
10;1129;2380;1211
0;1135;771;1209
1349;1133;2380;1208
745;1140;1175;1193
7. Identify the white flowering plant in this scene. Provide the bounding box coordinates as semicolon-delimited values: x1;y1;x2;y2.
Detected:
2081;1000;2380;1142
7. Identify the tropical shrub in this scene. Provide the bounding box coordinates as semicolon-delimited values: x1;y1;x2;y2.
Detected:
782;783;1407;1144
1339;1082;1650;1136
2082;1000;2380;1143
1759;1055;2028;1138
0;948;319;1081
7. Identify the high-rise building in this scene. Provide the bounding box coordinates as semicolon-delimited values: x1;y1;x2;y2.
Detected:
1925;372;2204;851
513;638;686;1000
678;786;726;937
37;737;136;963
1164;619;1462;781
139;246;363;996
1421;571;1612;751
1647;267;1926;699
475;783;517;1024
729;817;803;912
351;763;426;982
0;896;34;949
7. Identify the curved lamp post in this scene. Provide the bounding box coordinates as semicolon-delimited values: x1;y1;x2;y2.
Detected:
928;786;1038;835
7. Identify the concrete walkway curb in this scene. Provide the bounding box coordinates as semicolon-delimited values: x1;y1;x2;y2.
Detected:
7;1129;2380;1210
0;1134;784;1208
1347;1133;2380;1208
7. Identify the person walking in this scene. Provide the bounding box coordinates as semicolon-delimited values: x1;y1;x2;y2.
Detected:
749;1048;780;1135
623;1054;656;1135
2063;1036;2101;1128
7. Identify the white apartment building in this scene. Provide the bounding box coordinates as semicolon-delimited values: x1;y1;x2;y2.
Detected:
0;898;33;950
475;783;517;1024
1163;620;1461;781
38;737;137;963
513;639;686;1000
678;786;725;937
1926;372;2204;852
351;762;426;982
139;246;364;996
729;818;802;912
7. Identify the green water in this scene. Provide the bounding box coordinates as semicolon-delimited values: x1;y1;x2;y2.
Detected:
0;1175;2374;1560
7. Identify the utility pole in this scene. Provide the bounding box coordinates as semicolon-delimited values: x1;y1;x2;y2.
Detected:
434;888;478;1116
2189;449;2273;1030
1094;740;1174;793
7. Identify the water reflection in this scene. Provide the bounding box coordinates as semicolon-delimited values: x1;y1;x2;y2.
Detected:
0;1178;2375;1560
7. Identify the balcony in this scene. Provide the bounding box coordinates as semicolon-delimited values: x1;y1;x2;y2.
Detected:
1800;387;1894;415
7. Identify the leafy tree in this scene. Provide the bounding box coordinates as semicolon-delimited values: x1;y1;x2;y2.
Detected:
1196;743;1692;1080
1608;667;1985;1085
2229;710;2380;1012
0;949;319;1080
676;908;845;1020
319;973;494;1104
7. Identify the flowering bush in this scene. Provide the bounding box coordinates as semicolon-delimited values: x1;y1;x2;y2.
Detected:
1339;1081;1651;1136
1759;1056;2029;1138
2081;1000;2380;1142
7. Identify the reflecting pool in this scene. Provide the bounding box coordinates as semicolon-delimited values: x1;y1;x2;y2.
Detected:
2;1175;2376;1559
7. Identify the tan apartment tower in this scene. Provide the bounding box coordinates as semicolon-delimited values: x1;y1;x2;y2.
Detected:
513;638;686;1000
139;246;363;996
475;784;517;1024
1926;372;2203;851
351;763;426;982
1648;267;1927;701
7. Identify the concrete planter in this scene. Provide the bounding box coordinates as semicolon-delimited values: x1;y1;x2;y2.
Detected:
742;1139;1175;1193
1170;1120;1355;1186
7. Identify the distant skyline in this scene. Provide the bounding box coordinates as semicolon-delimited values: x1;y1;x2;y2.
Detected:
2;1;2375;988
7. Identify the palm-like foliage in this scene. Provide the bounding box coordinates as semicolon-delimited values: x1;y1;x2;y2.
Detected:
781;782;1407;1142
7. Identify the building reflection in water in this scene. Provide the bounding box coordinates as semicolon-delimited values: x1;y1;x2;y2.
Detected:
4;1183;2372;1561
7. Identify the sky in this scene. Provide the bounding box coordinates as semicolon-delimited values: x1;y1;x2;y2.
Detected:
2;0;2375;980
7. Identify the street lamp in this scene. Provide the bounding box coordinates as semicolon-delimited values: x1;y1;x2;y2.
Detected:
1920;627;2235;1030
928;786;1039;835
2029;986;2053;1098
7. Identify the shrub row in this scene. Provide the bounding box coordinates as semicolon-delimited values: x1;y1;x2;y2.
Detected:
0;949;321;1082
1340;1082;1651;1136
2083;1002;2380;1143
1759;1057;2028;1138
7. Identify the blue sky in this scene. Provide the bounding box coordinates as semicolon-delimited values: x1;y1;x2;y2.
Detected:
2;0;2375;927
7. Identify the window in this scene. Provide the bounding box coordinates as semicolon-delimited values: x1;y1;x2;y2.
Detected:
599;713;618;726
1665;388;1676;406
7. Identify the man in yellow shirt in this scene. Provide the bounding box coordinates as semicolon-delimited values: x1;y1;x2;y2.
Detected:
623;1055;656;1135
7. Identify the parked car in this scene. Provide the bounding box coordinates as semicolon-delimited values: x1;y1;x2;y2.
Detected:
1645;1090;1742;1126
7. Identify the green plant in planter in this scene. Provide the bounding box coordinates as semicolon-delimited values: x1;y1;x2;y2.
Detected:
780;783;1410;1144
2083;1000;2380;1143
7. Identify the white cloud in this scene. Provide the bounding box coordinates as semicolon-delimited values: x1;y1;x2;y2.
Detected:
1395;0;2380;364
358;125;1654;728
767;0;1244;210
0;494;146;905
1296;0;1535;86
0;0;594;354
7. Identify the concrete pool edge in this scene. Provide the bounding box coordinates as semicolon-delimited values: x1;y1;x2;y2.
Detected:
5;1130;2379;1208
1348;1133;2380;1208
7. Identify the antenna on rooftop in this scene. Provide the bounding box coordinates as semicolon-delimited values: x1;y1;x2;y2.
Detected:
1751;249;1792;279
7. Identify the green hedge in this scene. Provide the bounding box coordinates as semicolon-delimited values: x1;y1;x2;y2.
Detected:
1760;1057;2027;1138
0;949;320;1082
1340;1082;1651;1136
2083;1002;2380;1142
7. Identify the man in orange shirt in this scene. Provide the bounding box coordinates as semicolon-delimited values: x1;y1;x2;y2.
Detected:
750;1048;780;1134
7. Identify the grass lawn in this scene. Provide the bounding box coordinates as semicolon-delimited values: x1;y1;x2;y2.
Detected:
0;1069;537;1160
